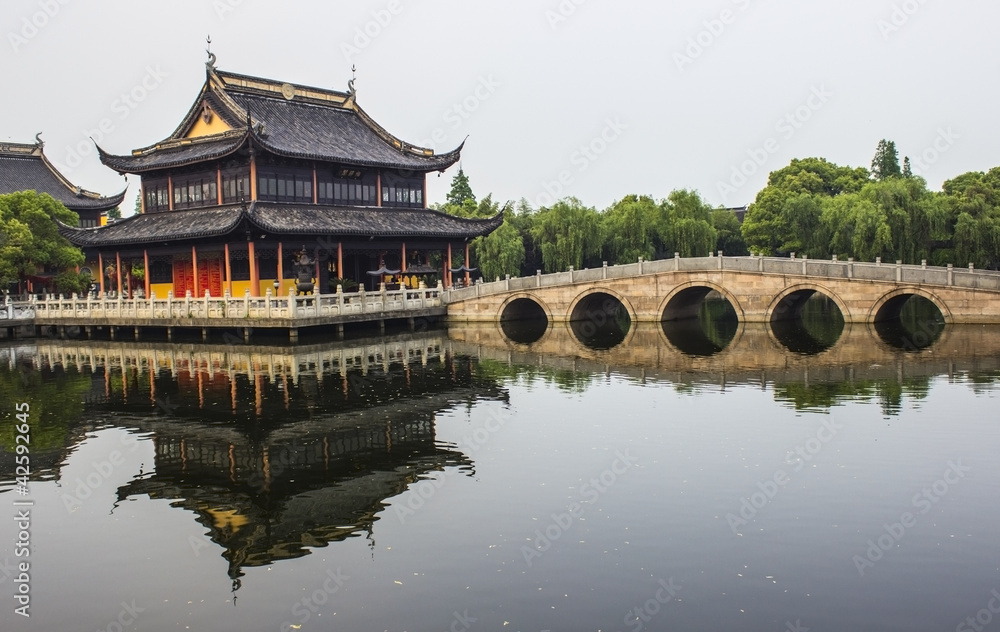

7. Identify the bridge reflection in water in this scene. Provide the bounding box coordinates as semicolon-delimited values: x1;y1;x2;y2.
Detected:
1;313;995;587
497;288;947;355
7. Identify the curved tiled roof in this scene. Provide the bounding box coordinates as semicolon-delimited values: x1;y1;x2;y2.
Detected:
60;202;502;247
233;92;461;171
98;131;248;174
247;203;501;239
0;142;125;211
98;67;462;174
59;204;248;247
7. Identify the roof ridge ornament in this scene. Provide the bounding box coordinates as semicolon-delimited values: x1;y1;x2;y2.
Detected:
206;35;217;70
348;64;357;97
34;132;43;149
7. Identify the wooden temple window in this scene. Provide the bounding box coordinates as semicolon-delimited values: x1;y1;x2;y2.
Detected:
257;168;313;203
149;257;173;284
380;171;424;208
143;179;170;212
173;173;218;209
229;250;250;281
221;170;250;203
318;169;376;205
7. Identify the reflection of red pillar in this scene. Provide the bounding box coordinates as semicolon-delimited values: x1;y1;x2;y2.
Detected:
464;243;471;286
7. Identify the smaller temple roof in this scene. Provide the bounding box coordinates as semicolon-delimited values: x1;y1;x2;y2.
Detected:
59;201;503;247
98;65;463;174
0;140;126;211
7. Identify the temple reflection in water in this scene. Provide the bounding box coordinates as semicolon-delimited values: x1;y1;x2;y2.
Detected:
3;335;503;584
3;319;1000;586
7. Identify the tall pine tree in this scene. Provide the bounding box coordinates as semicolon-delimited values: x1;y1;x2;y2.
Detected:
446;167;475;206
871;139;902;180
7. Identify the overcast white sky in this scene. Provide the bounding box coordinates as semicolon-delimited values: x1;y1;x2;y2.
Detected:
4;0;998;215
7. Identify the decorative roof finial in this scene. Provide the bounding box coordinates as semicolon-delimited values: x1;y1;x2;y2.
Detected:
34;132;43;149
206;35;217;69
348;64;357;97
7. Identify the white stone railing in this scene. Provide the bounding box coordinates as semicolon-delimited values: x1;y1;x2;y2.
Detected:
19;283;443;322
0;300;36;320
442;253;1000;302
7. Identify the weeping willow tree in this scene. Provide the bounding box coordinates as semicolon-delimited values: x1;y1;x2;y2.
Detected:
530;197;603;272
601;194;659;264
658;189;717;257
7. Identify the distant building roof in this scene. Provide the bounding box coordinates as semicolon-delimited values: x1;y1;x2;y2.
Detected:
98;66;462;174
0;140;125;212
59;201;504;247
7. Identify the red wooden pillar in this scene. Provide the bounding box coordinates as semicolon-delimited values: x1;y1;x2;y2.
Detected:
464;243;471;286
224;243;232;296
116;252;122;296
337;242;343;279
446;243;453;288
98;252;105;294
192;246;200;297
144;249;150;298
277;242;284;291
401;242;407;272
249;241;259;296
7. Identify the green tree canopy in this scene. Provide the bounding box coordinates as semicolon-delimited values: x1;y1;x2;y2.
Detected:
871;139;902;181
446;167;476;206
0;191;84;287
530;197;603;272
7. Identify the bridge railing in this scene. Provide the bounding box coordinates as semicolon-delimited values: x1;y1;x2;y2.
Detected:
25;284;443;322
442;254;1000;302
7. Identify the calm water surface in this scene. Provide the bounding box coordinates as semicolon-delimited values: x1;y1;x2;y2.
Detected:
1;315;999;632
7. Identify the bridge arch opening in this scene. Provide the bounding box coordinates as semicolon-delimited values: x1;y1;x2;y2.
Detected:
769;289;845;355
499;297;549;344
661;286;739;356
873;294;945;351
569;292;631;350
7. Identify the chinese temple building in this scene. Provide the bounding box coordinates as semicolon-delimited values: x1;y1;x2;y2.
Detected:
0;137;125;227
60;58;500;298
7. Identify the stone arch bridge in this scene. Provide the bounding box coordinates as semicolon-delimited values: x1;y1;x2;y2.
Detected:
443;255;1000;325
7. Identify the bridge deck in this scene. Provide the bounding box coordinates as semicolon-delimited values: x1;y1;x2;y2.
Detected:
443;255;1000;324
